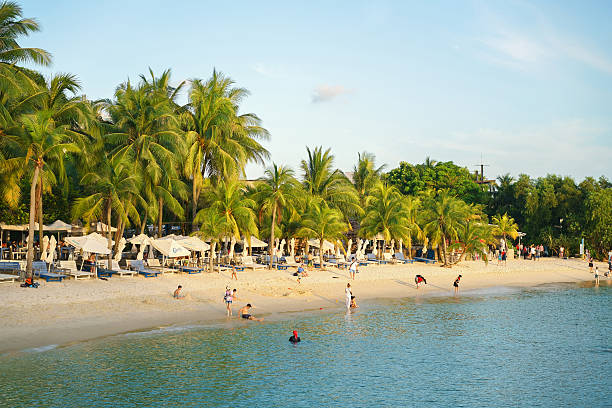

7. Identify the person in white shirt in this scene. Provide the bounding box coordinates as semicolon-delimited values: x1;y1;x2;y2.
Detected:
349;259;358;280
345;283;352;310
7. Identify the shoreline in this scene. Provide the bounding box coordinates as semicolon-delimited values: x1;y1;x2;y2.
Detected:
0;258;606;355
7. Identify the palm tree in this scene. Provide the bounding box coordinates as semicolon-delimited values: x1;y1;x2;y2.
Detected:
492;213;519;247
0;1;51;67
198;178;258;242
0;110;80;278
420;192;470;267
402;195;422;258
72;155;143;269
184;70;269;228
301;146;361;217
254;163;301;268
297;203;348;268
106;74;184;236
360;182;411;257
352;151;385;198
194;208;231;273
449;220;493;265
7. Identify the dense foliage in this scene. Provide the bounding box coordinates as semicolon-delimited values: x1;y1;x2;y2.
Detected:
0;2;610;278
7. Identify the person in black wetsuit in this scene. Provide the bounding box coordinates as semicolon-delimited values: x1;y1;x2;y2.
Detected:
415;274;427;288
289;330;301;343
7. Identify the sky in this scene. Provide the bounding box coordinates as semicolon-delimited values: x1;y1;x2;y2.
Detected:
21;0;612;181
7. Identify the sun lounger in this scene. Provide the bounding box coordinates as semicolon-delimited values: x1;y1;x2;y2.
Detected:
242;256;265;270
33;261;67;282
108;260;137;277
394;252;414;264
58;260;94;280
382;253;395;264
0;261;21;274
414;257;437;264
129;260;161;277
366;253;382;265
146;258;176;273
179;265;204;274
0;273;16;283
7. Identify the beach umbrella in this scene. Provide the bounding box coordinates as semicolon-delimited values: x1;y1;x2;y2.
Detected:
40;235;49;262
289;238;295;259
399;239;403;254
390;239;395;256
279;239;286;257
128;234;152;246
114;237;126;261
240;236;267;248
137;245;145;260
151;238;190;271
130;235;138;252
65;233;111;255
346;239;352;257
177;236;210;252
94;222;117;233
47;235;57;271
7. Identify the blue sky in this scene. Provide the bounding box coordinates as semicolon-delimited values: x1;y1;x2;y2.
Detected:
21;0;612;180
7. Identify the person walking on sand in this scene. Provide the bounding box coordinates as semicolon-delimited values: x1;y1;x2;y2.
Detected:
588;256;594;273
345;283;352;310
224;287;233;316
453;275;462;293
594;267;599;286
349;258;358;280
239;304;264;321
230;261;238;280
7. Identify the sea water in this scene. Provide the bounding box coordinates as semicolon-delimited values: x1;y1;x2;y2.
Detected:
1;282;610;407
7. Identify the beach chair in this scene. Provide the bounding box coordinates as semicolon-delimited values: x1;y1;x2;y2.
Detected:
58;260;94;280
0;262;19;282
128;260;161;278
366;253;382;265
243;256;265;270
179;265;204;274
394;252;414;264
108;260;137;277
32;261;67;282
414;257;437;264
382;253;394;264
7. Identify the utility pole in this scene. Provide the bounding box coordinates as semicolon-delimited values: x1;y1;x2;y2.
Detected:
474;154;490;182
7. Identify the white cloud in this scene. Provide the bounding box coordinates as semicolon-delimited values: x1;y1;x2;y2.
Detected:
311;85;352;103
251;63;288;79
476;7;612;75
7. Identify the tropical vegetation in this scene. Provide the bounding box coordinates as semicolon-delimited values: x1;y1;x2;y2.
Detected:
0;2;611;278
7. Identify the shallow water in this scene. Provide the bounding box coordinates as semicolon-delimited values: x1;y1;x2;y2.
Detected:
2;282;610;407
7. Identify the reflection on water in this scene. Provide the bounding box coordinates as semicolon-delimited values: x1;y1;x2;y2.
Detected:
2;284;610;408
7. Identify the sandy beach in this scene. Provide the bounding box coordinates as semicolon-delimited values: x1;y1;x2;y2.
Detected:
0;257;606;354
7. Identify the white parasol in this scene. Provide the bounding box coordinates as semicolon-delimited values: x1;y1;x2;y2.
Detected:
114;237;126;261
40;235;49;262
47;235;57;271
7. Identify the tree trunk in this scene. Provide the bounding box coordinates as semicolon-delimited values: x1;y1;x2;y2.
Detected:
269;202;276;269
209;241;215;273
442;236;448;267
140;213;147;235
157;198;163;238
106;200;113;271
319;238;324;270
407;236;412;259
192;176;198;231
113;213;123;254
36;177;43;260
25;165;41;280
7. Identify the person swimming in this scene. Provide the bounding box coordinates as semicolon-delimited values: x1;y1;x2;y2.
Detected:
289;330;301;343
415;274;427;288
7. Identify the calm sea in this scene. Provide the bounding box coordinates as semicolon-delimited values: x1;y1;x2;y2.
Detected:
2;282;610;408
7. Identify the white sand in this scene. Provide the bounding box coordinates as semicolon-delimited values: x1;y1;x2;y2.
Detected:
0;257;606;354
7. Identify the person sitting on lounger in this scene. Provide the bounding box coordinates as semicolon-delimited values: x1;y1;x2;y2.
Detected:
239;304;263;321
